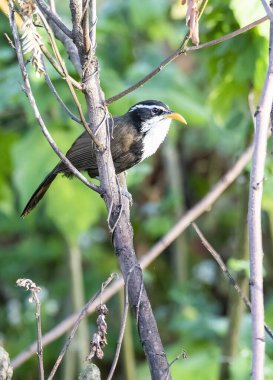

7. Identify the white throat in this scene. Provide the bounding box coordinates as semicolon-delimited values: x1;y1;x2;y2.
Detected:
141;117;171;161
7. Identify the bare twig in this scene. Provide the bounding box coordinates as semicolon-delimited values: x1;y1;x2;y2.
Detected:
106;266;136;380
4;32;15;49
106;15;268;105
168;350;188;368
35;0;72;38
38;10;104;151
11;142;254;369
187;16;268;52
261;0;273;22
43;64;81;124
16;279;44;380
191;223;273;341
47;274;116;380
82;0;91;53
40;45;82;89
140;145;254;269
89;0;96;49
248;4;273;376
8;1;101;196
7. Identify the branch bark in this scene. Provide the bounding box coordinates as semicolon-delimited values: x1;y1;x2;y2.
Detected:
248;3;273;377
69;1;171;378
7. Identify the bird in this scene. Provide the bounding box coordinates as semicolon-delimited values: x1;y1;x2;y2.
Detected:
21;100;186;217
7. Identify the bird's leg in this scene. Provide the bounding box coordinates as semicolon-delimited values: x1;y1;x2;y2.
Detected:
121;189;133;205
115;174;133;206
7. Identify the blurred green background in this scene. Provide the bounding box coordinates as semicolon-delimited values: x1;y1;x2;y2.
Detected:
1;0;273;379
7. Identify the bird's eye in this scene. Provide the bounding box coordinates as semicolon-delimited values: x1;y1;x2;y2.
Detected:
152;107;163;115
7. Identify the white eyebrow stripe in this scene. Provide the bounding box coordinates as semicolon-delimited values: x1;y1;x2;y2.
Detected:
129;104;169;112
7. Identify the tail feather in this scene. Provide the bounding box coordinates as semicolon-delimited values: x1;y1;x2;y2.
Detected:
21;171;57;217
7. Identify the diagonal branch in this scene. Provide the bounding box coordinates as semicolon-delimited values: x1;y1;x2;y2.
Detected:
11;140;254;369
43;65;81;124
187;16;268;52
192;223;273;340
47;274;116;380
40;44;82;89
35;0;72;38
106;15;268;105
261;0;273;22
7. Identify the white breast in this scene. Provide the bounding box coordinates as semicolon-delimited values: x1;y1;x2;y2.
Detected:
141;117;171;161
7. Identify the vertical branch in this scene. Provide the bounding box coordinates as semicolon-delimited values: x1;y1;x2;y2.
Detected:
33;292;44;380
69;1;172;377
68;243;89;364
219;180;249;380
89;0;96;48
16;279;44;380
248;3;273;377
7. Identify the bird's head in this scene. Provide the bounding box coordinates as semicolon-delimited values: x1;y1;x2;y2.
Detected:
128;100;186;133
128;100;187;160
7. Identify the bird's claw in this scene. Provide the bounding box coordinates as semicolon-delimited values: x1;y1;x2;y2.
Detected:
121;189;133;206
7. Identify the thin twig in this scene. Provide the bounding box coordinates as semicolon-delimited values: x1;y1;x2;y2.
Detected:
192;223;273;341
43;62;81;124
38;10;104;151
106;270;132;380
38;4;81;73
248;4;273;376
47;274;116;380
11;142;255;369
89;0;96;49
187;16;269;52
261;0;273;22
168;350;188;368
16;279;44;380
36;0;72;38
40;44;82;90
4;32;15;48
33;292;44;380
105;15;268;105
82;0;91;53
8;2;101;196
165;349;188;379
105;32;189;105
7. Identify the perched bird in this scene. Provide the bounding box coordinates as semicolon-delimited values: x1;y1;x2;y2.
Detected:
21;100;186;217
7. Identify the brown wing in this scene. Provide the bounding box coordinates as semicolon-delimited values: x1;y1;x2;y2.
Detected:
54;130;98;177
54;116;143;177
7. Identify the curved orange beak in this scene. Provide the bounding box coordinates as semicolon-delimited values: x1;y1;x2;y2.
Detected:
165;112;187;125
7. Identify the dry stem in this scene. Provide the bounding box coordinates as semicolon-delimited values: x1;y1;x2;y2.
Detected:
248;3;273;376
192;223;273;340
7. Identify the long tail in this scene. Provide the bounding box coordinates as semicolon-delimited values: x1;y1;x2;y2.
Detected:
21;171;57;217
